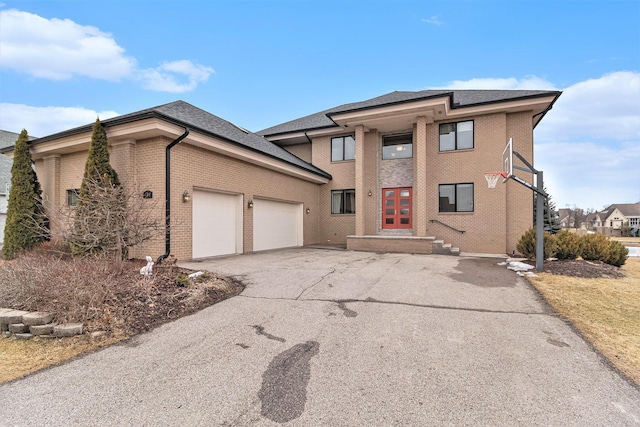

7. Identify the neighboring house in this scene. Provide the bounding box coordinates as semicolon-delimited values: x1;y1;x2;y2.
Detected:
557;208;573;229
597;203;640;236
0;130;22;246
0;89;561;260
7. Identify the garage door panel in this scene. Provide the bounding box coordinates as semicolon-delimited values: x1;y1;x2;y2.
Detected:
193;190;241;258
253;199;302;252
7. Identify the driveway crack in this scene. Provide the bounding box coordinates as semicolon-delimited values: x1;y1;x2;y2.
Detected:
238;294;555;316
295;268;336;300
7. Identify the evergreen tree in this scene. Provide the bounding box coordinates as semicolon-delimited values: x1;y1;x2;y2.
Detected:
80;119;120;195
534;186;562;234
70;119;122;257
3;129;49;259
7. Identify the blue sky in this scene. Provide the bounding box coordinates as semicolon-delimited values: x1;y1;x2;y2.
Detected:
1;0;639;211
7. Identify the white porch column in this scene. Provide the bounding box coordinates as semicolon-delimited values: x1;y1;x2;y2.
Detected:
355;124;366;236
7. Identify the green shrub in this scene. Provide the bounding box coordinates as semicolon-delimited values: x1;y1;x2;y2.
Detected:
516;228;557;260
606;240;628;267
579;234;611;262
175;273;190;287
554;230;581;260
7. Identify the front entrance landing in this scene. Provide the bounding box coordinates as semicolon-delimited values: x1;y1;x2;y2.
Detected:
346;235;459;255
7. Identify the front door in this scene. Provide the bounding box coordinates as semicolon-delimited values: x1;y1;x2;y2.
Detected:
382;187;412;229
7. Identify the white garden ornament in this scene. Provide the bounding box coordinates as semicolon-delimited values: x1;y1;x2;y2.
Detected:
140;256;154;277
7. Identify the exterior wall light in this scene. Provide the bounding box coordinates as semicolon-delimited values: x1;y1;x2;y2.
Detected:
306;208;311;214
368;190;372;197
182;190;190;203
248;200;254;208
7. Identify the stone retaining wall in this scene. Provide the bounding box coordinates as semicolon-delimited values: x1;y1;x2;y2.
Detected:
0;308;82;340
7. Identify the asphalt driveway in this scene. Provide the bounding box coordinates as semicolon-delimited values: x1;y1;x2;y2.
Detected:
1;248;639;426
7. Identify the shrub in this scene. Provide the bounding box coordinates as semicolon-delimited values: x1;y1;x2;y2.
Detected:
3;129;49;259
579;234;611;262
0;245;143;330
516;228;557;260
554;230;581;260
606;240;628;267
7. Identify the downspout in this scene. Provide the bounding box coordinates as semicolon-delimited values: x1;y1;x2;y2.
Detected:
156;127;190;264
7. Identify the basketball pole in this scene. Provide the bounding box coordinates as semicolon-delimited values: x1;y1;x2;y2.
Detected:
535;171;544;272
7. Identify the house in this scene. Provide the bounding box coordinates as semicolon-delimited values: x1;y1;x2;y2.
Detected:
0;130;23;246
0;89;561;260
595;203;640;236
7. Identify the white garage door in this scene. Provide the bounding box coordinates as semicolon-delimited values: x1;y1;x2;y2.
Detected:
192;190;242;258
253;199;303;252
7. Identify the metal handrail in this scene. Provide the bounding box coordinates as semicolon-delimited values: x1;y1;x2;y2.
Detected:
429;219;465;234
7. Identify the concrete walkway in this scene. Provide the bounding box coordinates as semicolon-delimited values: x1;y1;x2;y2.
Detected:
1;248;639;425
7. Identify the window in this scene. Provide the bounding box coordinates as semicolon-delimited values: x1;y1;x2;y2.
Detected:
331;189;355;214
67;189;80;206
382;187;412;228
382;134;412;160
331;136;355;161
439;120;473;151
439;184;473;212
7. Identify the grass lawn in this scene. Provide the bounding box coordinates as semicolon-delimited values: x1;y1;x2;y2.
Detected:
528;258;640;386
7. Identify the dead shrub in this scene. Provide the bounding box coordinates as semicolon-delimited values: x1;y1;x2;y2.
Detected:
0;245;147;332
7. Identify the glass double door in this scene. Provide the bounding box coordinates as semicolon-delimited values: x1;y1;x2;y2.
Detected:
382;187;412;229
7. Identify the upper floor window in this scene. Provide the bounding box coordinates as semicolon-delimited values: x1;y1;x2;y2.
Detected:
331;135;355;162
439;120;473;151
382;134;413;160
67;189;80;206
439;183;474;212
331;189;355;214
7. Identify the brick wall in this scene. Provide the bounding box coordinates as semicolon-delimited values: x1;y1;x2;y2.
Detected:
312;135;355;244
283;143;312;163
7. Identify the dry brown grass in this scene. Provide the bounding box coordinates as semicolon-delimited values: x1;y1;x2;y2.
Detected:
611;236;640;246
528;258;640;385
0;334;123;383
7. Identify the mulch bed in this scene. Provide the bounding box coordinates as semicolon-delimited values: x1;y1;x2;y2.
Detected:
526;259;626;279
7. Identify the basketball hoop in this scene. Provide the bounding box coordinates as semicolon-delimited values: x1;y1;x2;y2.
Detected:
484;172;508;188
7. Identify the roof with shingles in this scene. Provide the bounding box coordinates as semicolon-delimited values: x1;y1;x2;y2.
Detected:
258;89;561;136
602;203;640;218
3;101;331;180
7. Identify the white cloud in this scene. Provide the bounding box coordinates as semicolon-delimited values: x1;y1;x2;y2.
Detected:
0;103;120;137
422;15;444;26
438;76;557;90
437;72;640;209
0;9;213;92
138;60;215;93
536;71;640;142
0;9;135;81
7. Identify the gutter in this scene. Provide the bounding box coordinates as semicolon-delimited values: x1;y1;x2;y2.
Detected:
156;127;190;264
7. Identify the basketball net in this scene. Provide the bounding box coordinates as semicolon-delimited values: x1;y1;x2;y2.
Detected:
484;172;507;188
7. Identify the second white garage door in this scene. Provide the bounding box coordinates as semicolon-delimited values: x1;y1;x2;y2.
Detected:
192;190;243;258
253;199;303;251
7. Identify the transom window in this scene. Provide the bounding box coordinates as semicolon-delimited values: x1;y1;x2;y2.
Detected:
331;189;355;214
439;183;474;212
382;134;413;160
439;120;473;151
331;135;355;162
382;187;412;228
67;189;80;206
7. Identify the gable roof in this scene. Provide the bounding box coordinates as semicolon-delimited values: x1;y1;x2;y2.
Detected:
258;89;561;136
601;203;640;218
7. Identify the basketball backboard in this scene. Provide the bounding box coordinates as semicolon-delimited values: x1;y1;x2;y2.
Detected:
502;138;513;182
